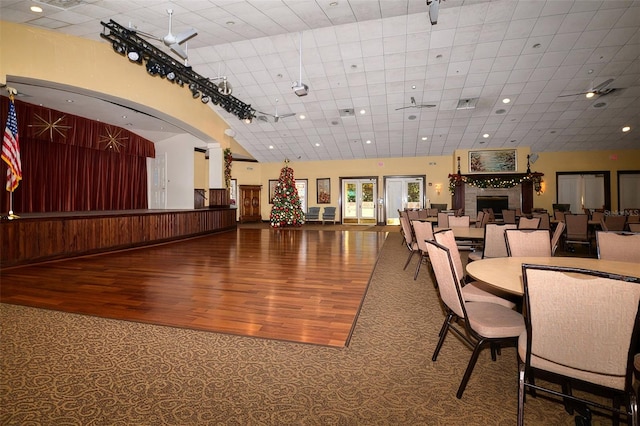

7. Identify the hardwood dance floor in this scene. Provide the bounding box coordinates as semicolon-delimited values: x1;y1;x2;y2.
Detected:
0;228;387;347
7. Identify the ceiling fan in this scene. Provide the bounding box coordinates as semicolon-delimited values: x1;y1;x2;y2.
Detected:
558;78;617;98
132;9;197;60
395;96;436;110
256;99;296;123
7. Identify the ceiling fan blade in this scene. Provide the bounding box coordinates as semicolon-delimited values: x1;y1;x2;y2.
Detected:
169;43;188;60
255;110;273;117
417;104;437;108
174;28;197;45
395;105;414;110
280;113;296;118
132;28;162;41
558;91;588;98
592;78;614;92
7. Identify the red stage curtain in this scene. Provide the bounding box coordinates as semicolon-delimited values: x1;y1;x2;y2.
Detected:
1;98;155;213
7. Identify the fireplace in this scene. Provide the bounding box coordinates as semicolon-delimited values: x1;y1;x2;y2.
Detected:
477;196;509;218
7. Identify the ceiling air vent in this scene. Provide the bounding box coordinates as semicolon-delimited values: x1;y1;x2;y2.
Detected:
456;98;478;110
33;0;85;10
339;108;355;117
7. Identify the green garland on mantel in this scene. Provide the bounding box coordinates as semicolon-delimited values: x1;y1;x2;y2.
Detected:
448;173;535;194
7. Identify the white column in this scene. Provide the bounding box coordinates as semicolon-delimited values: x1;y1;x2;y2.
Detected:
207;142;223;189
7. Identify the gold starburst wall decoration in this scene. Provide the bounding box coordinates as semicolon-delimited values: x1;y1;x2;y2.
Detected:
29;112;72;141
99;126;128;152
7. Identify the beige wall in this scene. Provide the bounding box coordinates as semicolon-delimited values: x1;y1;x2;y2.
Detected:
231;149;640;221
0;21;232;148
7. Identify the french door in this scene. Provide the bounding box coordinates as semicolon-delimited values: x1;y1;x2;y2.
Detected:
385;177;425;225
342;179;377;225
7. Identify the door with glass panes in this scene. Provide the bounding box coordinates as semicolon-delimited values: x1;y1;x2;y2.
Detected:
342;179;377;225
385;177;424;225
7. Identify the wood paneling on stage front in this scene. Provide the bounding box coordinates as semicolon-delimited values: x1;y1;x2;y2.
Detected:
0;209;236;268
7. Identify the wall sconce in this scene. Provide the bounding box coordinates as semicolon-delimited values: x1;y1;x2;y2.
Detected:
533;176;543;195
435;183;442;195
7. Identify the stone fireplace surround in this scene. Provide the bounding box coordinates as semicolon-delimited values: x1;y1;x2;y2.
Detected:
465;185;521;221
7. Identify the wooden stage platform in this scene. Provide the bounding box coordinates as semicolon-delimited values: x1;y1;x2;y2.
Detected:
0;209;237;268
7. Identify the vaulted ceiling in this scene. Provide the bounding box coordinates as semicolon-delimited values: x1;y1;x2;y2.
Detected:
1;0;639;162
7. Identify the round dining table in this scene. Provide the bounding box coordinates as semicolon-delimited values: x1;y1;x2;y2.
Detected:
434;226;484;240
466;256;640;295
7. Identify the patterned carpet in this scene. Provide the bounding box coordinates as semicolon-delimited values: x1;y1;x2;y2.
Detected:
1;231;615;425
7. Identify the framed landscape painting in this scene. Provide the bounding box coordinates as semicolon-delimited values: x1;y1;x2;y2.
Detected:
469;149;517;173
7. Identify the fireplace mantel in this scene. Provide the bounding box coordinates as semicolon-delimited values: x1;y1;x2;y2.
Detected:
449;172;544;215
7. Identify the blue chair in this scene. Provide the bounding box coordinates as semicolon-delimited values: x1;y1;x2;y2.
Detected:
322;207;337;225
306;207;320;222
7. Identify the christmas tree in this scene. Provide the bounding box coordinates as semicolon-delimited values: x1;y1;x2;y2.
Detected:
270;160;305;228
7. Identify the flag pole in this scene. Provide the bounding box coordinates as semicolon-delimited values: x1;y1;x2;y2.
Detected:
3;88;21;219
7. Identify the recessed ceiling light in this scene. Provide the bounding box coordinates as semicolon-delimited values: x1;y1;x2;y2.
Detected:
30;6;43;12
351;64;358;69
495;109;506;114
269;145;274;149
421;136;428;141
510;140;517;143
122;115;127;119
299;114;306;120
436;54;443;59
622;126;631;132
226;21;235;25
408;115;417;120
533;43;541;48
365;140;372;144
412;85;416;89
329;1;338;6
359;109;366;115
479;141;486;144
483;133;489;138
502;98;511;104
66;99;74;103
586;92;595;98
314;143;320;147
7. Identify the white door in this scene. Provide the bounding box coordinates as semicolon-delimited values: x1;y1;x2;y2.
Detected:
343;179;377;225
149;153;167;209
385;177;424;225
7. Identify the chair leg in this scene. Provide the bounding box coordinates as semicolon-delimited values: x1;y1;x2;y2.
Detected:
403;249;416;270
432;313;453;362
517;362;526;426
563;381;574;415
456;339;488;399
413;253;424;280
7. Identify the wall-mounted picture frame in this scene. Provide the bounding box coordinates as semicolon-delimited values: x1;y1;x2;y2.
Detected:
469;149;517;173
317;178;331;204
229;179;237;208
268;179;278;204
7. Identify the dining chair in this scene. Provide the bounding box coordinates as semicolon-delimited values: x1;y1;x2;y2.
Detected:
468;223;517;261
627;215;640;224
532;213;550;231
417;208;429;219
596;231;640;262
322;207;337;224
475;211;485;228
437;212;449;228
517;264;640;426
306;207;320;222
591;211;605;225
399;212;418;270
427;208;439;217
407;209;420;221
601;215;627;232
504;229;552;257
411;220;435;280
515;208;522;218
629;223;640;232
448;215;470;228
502;209;517;224
550;221;565;256
433;230;516;309
554;210;566;222
425;239;524;399
565;214;591;253
518;216;540;229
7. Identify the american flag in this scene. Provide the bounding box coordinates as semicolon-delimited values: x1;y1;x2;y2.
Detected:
2;95;22;192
